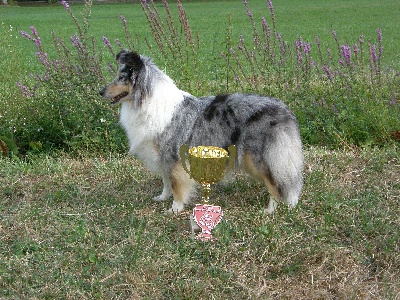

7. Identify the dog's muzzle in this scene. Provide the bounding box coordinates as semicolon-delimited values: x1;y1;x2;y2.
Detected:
99;88;128;104
110;92;128;104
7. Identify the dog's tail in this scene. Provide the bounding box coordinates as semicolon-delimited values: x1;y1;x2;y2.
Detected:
265;119;304;207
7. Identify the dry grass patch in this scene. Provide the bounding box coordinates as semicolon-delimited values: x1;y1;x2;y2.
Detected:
1;146;399;299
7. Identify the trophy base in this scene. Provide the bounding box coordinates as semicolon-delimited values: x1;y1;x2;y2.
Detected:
192;203;223;242
189;215;201;235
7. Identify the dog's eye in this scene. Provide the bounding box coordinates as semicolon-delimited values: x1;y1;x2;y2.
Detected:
118;74;130;81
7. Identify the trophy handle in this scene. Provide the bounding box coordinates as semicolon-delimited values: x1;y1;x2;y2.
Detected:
226;145;236;174
179;144;191;177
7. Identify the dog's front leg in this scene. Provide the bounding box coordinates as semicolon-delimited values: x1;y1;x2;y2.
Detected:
153;172;172;202
166;162;195;214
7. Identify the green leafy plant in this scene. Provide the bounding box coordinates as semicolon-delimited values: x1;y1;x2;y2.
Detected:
16;0;125;155
0;135;18;157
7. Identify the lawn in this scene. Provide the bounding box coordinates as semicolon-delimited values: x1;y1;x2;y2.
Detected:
1;0;400;72
1;148;399;298
1;0;400;298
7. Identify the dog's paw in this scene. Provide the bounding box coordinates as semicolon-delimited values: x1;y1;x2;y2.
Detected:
164;208;179;215
153;195;170;202
264;198;278;215
164;201;184;215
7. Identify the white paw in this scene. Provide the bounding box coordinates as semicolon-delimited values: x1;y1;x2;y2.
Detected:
164;208;179;215
164;201;184;215
264;198;278;215
152;194;170;202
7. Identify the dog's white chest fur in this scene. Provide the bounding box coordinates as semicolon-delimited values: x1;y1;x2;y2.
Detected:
119;80;186;173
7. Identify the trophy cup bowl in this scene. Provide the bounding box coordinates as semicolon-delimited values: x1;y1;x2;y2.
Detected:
180;145;236;241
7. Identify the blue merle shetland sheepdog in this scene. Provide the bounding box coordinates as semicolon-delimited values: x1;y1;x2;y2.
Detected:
100;50;303;214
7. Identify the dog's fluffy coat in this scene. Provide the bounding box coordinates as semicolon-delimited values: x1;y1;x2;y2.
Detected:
100;50;303;214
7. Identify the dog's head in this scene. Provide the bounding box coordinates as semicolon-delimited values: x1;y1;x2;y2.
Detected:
99;50;146;105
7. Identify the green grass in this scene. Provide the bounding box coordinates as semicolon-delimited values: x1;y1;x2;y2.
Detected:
1;147;399;298
1;0;400;93
1;0;400;73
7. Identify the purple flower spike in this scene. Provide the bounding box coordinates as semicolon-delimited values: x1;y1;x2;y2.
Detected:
304;42;311;54
340;45;351;65
34;37;41;47
322;65;332;80
261;17;267;29
370;44;377;62
120;15;127;26
359;34;364;45
20;31;32;40
30;26;38;37
61;0;70;11
353;44;359;54
70;34;80;47
377;28;382;43
16;82;33;97
295;36;303;50
102;36;111;48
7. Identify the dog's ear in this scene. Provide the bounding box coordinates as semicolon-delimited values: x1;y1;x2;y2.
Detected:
115;49;128;62
116;50;143;71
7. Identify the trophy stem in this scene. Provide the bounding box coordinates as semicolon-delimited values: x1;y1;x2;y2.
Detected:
200;183;211;203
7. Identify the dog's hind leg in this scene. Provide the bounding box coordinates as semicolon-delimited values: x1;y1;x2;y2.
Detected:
167;162;195;214
153;172;172;202
263;177;280;214
243;152;281;214
263;169;302;214
263;126;304;213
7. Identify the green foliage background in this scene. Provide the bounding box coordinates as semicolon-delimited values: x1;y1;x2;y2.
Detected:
0;0;399;157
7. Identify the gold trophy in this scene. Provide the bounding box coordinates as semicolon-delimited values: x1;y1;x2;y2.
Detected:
180;145;236;241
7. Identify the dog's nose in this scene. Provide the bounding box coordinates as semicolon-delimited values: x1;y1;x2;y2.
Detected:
99;88;105;97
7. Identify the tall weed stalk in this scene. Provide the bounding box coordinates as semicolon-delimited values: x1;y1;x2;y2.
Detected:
141;0;201;91
101;0;201;92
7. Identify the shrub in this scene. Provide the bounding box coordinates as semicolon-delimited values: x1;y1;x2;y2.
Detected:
14;0;126;155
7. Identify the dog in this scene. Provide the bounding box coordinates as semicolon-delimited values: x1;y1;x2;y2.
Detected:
99;50;303;214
